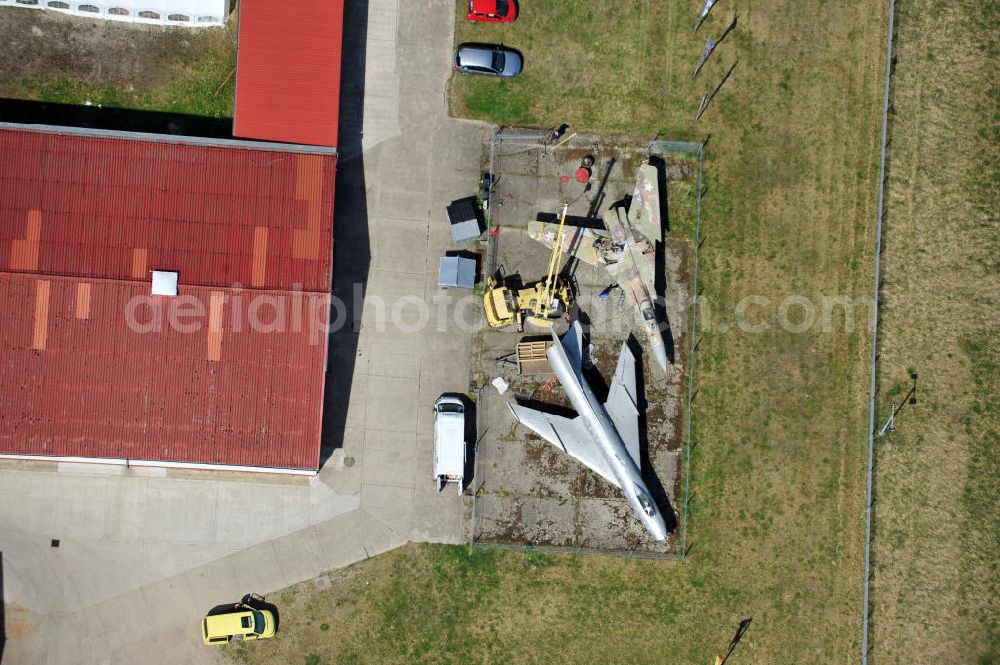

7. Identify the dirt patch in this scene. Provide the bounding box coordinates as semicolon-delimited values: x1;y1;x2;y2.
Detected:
663;156;696;182
0;7;237;117
4;11;192;89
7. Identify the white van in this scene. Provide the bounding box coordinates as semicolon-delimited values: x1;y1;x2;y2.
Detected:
433;395;467;493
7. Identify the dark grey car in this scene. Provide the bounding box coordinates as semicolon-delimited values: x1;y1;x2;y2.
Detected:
453;43;523;78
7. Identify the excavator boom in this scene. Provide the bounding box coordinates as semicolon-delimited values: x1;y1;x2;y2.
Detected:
483;204;574;329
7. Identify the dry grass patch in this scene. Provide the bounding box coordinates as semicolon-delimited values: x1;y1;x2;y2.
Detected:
871;1;999;663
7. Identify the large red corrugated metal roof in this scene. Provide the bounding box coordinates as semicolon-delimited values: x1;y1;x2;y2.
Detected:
0;130;335;292
0;127;335;471
233;0;344;147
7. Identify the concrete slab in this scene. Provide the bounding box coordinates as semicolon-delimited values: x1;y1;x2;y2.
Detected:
54;474;141;542
0;470;60;535
337;373;371;432
368;348;422;380
142;480;220;544
410;447;467;544
213;483;311;545
365;327;429;357
359;485;415;538
365;0;400;45
308;476;362;522
230;541;288;593
182;556;245;612
271;526;328;588
378;189;432;221
54;540;144;609
361;446;416;489
363;428;417;453
140;542;241;586
312;509;406;568
363;375;420;434
340;425;367;459
372;217;429;274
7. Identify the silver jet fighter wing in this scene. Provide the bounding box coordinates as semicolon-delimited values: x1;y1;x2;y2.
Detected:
506;405;620;486
508;322;618;484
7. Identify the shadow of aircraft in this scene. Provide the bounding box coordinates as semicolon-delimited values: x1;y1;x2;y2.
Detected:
629;335;678;534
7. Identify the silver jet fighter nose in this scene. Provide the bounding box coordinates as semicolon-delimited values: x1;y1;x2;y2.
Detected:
652;343;668;374
632;481;669;542
648;513;669;542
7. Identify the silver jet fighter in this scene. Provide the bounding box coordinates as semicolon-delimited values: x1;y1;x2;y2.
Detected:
507;322;668;541
528;162;669;373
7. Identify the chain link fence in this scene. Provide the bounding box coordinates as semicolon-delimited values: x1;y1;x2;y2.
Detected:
474;132;705;562
649;140;704;562
863;0;899;662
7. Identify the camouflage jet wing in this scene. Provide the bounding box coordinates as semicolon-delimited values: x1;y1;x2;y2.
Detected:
527;220;608;267
625;163;662;244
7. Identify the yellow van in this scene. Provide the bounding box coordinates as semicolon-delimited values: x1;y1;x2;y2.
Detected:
202;604;276;645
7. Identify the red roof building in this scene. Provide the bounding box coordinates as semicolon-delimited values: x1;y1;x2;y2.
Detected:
0;125;336;473
233;0;345;147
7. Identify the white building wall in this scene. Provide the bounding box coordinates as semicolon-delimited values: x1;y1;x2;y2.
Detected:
0;0;228;27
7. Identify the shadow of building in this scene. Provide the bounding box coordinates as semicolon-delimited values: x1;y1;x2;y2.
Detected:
0;97;233;138
319;0;372;467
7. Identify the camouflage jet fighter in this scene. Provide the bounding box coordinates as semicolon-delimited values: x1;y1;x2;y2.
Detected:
528;162;669;372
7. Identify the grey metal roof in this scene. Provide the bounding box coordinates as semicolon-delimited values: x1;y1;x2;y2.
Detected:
438;256;477;289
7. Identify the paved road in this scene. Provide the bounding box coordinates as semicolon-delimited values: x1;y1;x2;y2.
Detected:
0;0;488;662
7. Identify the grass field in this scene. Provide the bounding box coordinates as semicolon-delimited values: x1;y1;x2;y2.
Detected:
227;1;891;663
451;0;701;136
0;8;236;117
871;1;999;663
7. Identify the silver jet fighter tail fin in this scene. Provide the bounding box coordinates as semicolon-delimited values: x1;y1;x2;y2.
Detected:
552;321;585;381
604;342;642;466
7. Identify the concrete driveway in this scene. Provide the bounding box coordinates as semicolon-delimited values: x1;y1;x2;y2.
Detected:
0;0;489;662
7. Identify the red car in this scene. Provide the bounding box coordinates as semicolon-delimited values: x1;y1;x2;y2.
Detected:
467;0;518;23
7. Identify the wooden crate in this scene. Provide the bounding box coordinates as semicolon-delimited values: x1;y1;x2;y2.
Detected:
517;340;552;375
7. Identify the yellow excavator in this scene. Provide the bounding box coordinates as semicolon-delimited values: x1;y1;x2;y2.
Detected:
484;204;573;330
